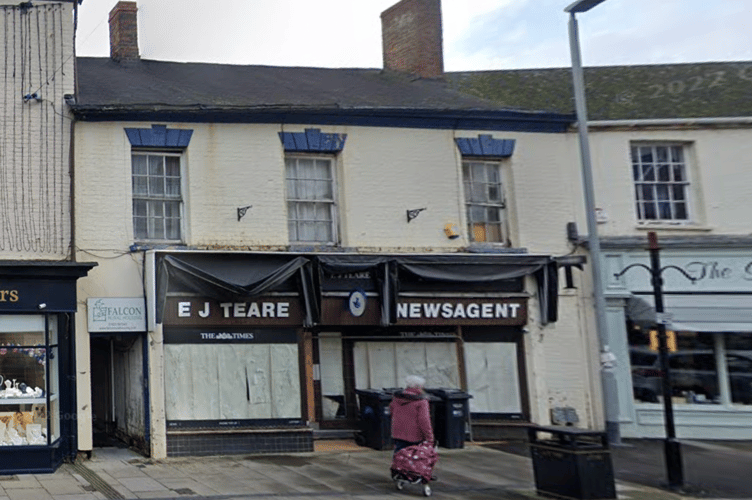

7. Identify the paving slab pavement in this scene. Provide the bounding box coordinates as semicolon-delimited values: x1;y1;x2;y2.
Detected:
0;440;740;500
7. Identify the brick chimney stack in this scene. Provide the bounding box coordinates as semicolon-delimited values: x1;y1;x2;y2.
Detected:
109;1;139;62
381;0;443;79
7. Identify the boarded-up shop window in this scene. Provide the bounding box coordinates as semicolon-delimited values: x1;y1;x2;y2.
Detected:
353;342;459;389
464;342;521;414
164;344;300;420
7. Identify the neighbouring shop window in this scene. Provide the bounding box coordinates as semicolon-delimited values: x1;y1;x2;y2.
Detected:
463;161;508;244
630;143;690;223
132;152;183;242
353;341;459;390
164;344;301;421
285;155;338;244
0;315;58;446
629;324;752;406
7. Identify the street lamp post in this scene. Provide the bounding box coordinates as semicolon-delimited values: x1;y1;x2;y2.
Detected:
614;232;695;489
564;0;620;443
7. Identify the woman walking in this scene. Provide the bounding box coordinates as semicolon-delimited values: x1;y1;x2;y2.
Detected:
389;375;437;496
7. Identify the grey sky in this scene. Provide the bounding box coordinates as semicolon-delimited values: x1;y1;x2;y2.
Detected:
75;0;752;70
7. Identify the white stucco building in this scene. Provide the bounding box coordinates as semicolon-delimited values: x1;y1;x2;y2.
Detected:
450;62;752;439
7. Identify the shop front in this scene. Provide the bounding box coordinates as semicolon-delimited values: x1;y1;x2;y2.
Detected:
604;248;752;439
153;251;559;455
0;262;95;474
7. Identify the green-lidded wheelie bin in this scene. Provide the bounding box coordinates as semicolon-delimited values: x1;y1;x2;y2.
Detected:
528;425;616;500
425;388;472;448
355;389;393;450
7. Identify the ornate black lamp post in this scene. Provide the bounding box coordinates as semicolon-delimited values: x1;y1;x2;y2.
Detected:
614;232;695;490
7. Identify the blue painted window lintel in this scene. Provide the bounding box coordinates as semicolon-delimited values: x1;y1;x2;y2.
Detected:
455;135;515;158
125;124;194;148
279;128;347;153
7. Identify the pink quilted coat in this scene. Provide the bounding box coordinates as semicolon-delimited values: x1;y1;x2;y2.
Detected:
389;386;435;443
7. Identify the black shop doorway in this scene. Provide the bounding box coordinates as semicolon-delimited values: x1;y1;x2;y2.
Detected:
90;334;146;449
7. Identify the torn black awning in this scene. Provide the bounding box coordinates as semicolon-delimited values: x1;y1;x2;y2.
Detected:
156;252;558;327
394;255;558;324
317;255;393;326
156;254;317;326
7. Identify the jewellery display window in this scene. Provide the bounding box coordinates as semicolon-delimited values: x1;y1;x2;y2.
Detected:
0;315;58;446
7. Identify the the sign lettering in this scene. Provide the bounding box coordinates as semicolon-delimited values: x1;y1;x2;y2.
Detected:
397;302;520;320
685;260;752;282
0;290;19;302
177;301;290;319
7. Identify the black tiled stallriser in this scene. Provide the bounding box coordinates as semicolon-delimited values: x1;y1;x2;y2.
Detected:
166;430;314;457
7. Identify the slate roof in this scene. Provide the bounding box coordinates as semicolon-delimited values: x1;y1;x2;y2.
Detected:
75;58;752;123
446;62;752;121
75;58;514;111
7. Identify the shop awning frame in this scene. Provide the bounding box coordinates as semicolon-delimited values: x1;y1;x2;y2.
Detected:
156;252;560;327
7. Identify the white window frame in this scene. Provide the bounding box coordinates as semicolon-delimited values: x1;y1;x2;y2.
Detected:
285;154;339;245
630;142;693;225
462;160;509;245
131;151;184;243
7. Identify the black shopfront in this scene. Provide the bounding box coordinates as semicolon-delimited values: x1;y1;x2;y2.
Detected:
0;262;95;474
155;251;558;454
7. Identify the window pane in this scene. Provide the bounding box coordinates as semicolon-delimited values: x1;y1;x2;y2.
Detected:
133;200;147;216
287;178;298;199
672;184;686;202
658;201;672;219
470;182;486;203
640;185;654;201
132;155;147;175
297;158;314;178
150;201;164;217
469;205;486;222
152;217;165;239
134;218;147;239
485;223;502;242
642;165;655;181
164;201;181;218
639;147;653;163
165;176;180;197
632;165;641;181
314;159;331;180
674;202;687;220
166;218;180;240
471;223;487;242
165;156;180;176
487;165;500;184
672;165;685;182
486;206;501;223
488;184;502;203
471;163;485;182
148;155;164;176
643;202;657;219
657;164;670;182
656;146;668;163
656;184;670;201
133;176;148;196
670;145;684;163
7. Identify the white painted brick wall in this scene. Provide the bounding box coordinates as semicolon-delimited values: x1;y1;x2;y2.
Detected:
74;120;597;440
0;3;74;259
